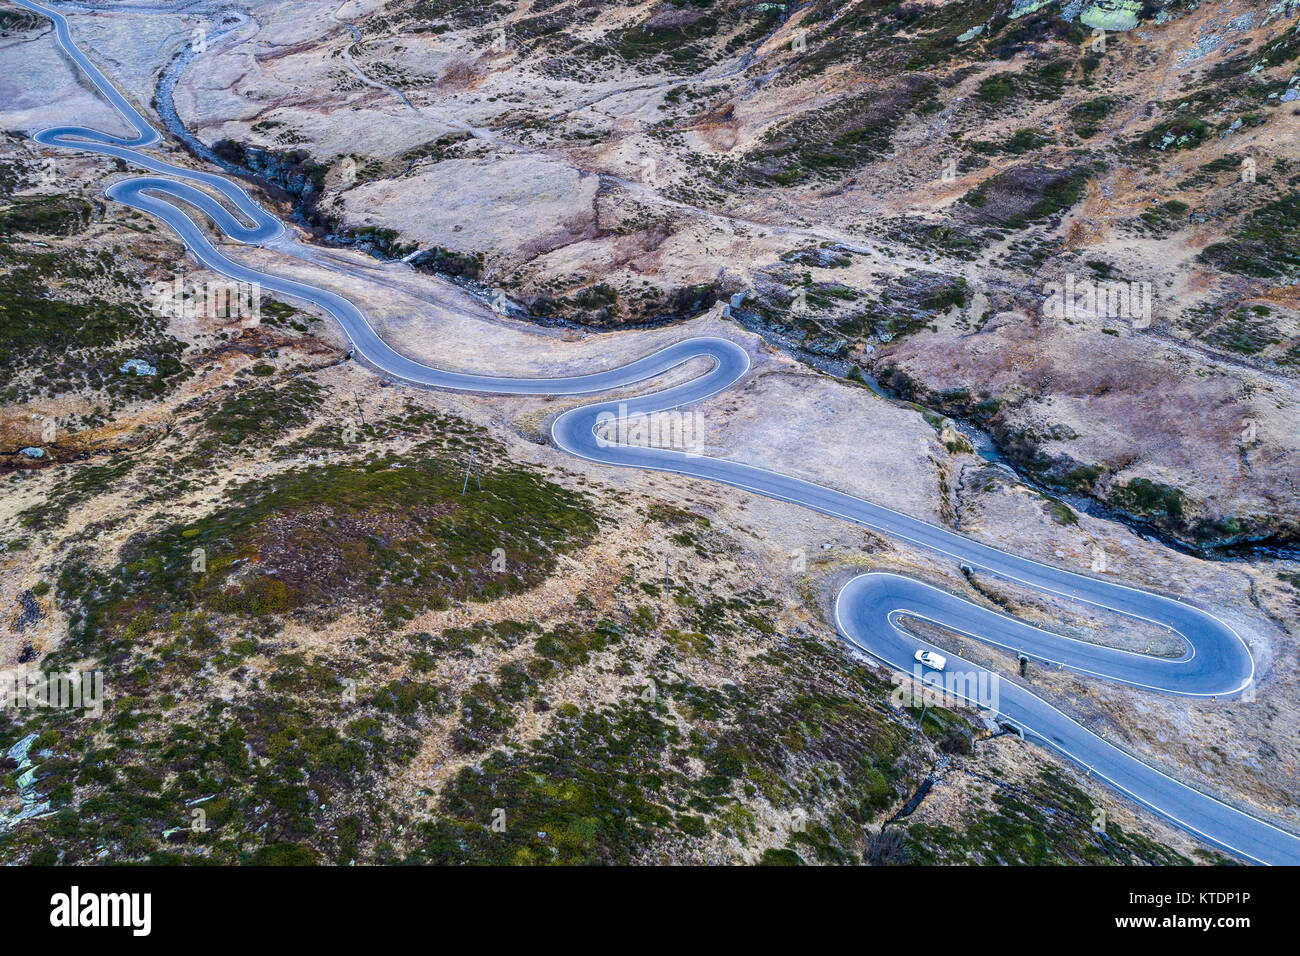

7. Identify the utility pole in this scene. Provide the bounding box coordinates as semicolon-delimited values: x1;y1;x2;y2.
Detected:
910;704;929;742
462;450;481;495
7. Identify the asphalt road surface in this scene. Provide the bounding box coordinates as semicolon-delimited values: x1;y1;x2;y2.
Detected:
16;0;1300;865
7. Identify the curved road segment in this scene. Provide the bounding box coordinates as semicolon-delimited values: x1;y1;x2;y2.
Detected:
16;0;1300;865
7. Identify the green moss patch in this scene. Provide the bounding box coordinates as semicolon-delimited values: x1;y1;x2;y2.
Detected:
0;195;96;236
960;162;1093;229
905;767;1198;864
1108;477;1184;521
1199;191;1300;281
743;77;937;186
57;453;600;647
0;246;189;406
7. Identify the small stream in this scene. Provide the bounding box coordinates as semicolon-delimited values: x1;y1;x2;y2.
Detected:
146;19;1297;566
154;6;249;169
732;317;1297;565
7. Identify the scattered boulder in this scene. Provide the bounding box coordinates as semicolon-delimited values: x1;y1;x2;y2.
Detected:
120;358;157;376
16;589;42;631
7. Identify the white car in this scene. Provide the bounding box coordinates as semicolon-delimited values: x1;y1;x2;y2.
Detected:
914;650;947;671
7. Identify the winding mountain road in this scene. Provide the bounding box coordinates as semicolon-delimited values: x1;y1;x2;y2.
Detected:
14;0;1300;865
